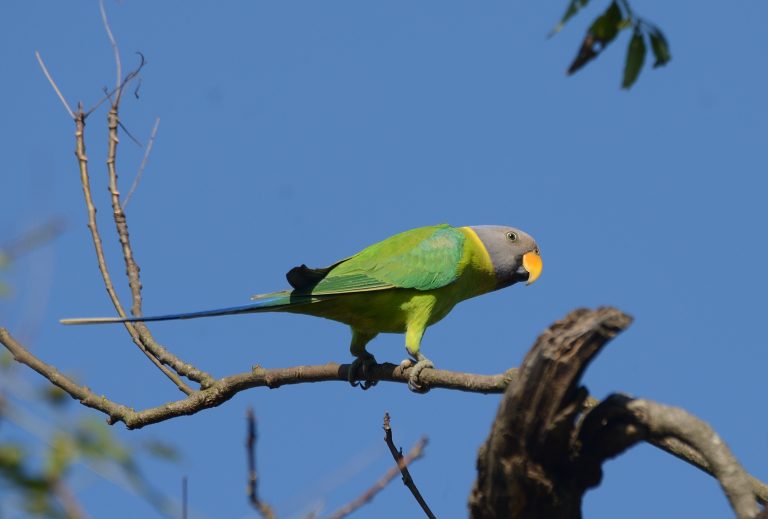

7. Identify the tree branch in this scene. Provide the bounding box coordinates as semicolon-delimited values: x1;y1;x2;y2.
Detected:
470;307;632;518
0;326;515;429
469;308;762;519
34;51;75;119
37;12;214;394
578;395;760;519
3;308;766;510
73;106;198;394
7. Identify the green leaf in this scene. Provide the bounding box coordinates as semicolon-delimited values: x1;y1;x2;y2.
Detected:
589;1;623;43
567;1;628;75
622;29;646;89
648;27;671;67
550;0;590;35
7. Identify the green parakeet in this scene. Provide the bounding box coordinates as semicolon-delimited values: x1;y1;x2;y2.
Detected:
61;224;542;391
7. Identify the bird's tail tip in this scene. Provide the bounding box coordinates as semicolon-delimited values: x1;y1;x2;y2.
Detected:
60;317;126;325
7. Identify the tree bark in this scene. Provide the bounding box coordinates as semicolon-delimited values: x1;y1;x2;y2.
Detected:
469;307;632;518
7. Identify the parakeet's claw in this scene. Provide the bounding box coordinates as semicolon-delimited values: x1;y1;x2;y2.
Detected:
348;353;378;390
406;355;434;393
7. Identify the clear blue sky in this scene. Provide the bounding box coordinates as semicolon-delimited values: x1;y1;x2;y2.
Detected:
1;1;766;518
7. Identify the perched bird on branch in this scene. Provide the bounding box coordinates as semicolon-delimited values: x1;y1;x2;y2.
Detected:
61;224;542;391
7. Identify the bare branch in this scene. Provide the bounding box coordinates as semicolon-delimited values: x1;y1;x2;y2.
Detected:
246;408;276;519
647;435;768;506
326;434;428;519
105;104;142;317
0;327;515;428
3;308;767;510
34;51;75;119
73;106;199;394
579;395;760;519
470;307;633;519
470;308;762;519
84;53;146;117
98;0;122;102
583;392;768;506
123;117;160;209
382;413;435;518
640;400;759;518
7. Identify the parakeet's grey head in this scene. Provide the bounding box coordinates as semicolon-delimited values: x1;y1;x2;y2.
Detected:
470;225;542;288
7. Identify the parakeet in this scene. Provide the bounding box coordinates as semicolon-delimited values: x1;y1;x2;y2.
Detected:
61;224;542;391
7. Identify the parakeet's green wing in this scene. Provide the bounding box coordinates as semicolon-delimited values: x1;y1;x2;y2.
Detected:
302;225;466;295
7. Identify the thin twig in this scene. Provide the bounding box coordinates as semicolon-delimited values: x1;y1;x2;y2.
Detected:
326;436;428;519
123;117;160;209
101;75;205;389
73;106;197;394
84;53;146;117
182;477;187;519
92;21;192;391
246;408;276;519
117;119;142;147
34;51;75;119
98;0;122;102
383;413;435;519
105;105;142;316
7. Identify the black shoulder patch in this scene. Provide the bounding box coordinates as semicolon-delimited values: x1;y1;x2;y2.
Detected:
286;264;335;291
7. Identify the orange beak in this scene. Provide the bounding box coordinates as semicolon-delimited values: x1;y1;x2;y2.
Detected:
522;250;543;285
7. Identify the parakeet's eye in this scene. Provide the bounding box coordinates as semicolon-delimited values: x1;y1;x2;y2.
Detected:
506;232;518;242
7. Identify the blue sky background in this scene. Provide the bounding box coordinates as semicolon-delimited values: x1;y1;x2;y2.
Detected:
1;1;766;518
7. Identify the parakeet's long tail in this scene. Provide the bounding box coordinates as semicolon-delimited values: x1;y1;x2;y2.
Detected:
60;291;311;325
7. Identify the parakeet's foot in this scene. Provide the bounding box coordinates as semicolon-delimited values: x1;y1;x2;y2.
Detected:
348;353;378;390
406;354;434;393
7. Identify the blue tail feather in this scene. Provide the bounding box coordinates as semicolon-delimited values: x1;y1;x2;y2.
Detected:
60;292;305;325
